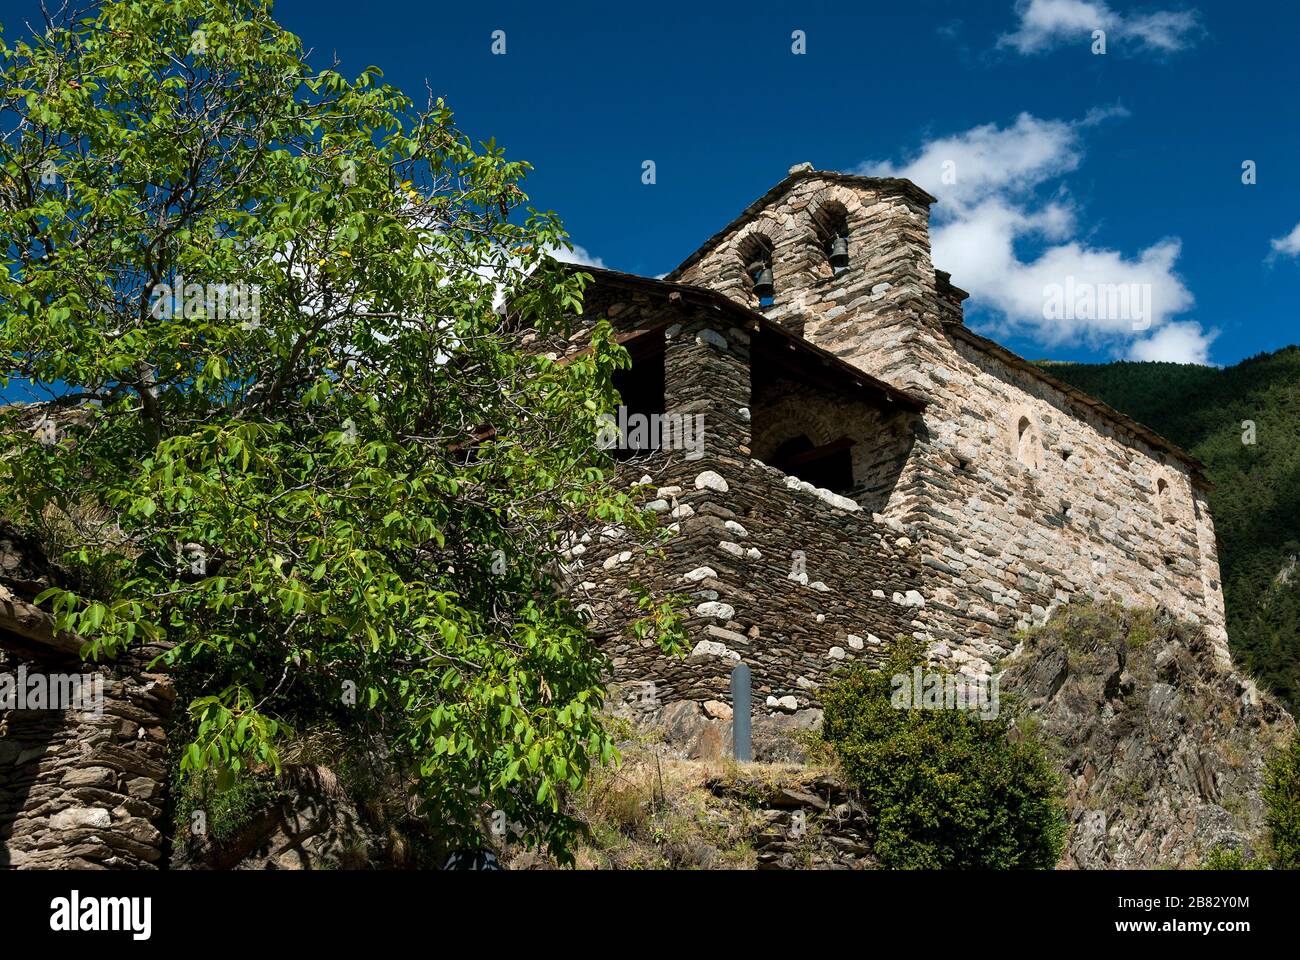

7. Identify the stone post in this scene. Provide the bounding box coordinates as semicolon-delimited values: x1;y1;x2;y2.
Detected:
731;662;752;762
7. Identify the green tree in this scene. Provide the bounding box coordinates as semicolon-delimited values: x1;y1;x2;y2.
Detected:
1263;734;1300;868
821;641;1066;869
0;0;680;859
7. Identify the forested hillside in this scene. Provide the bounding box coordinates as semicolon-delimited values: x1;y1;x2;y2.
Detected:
1041;347;1300;710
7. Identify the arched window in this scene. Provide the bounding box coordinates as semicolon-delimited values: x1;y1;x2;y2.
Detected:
1016;416;1041;471
810;200;849;276
736;233;776;308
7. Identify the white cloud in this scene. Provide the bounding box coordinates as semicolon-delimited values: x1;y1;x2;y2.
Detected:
1268;221;1300;260
1129;321;1216;364
999;0;1202;54
857;109;1200;358
549;243;606;269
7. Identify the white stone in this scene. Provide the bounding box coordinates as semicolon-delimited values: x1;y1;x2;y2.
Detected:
847;634;864;650
644;499;670;513
657;485;683;498
51;807;112;830
681;566;717;583
695;470;729;492
724;520;748;539
737;407;751;421
670;503;695;519
695;601;736;621
814;488;861;512
809;580;830;592
827;646;846;660
691;639;740;661
745;547;762;560
719;540;744;557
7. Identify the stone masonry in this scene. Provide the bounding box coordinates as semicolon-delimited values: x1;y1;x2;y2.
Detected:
669;165;1228;672
1;525;174;869
535;164;1229;714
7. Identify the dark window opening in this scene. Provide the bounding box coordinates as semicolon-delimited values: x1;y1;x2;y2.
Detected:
608;335;666;461
770;433;854;493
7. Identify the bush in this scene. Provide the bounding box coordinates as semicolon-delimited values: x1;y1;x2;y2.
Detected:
1264;734;1300;868
1199;845;1267;870
821;641;1066;869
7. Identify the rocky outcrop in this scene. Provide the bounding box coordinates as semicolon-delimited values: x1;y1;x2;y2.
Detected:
172;766;385;870
1001;602;1294;868
705;771;876;870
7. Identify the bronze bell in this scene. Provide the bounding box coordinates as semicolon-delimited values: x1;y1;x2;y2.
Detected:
751;263;775;299
830;234;849;271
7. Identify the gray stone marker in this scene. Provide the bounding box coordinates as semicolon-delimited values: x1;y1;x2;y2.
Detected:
731;662;752;762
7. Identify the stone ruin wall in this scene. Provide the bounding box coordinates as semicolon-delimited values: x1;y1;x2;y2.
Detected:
0;640;174;869
0;526;175;869
673;171;1229;674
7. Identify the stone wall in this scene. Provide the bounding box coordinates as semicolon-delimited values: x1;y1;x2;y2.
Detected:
669;169;1229;673
905;327;1226;667
0;640;174;869
538;280;928;715
1;524;174;869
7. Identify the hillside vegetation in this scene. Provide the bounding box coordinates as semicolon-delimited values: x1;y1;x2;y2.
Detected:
1041;346;1300;709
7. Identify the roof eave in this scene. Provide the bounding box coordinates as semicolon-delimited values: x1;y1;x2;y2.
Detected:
552;264;926;413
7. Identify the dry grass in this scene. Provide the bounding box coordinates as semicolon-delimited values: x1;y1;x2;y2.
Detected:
506;731;834;870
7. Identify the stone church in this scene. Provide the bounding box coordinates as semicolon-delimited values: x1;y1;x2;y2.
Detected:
0;164;1232;868
551;164;1227;715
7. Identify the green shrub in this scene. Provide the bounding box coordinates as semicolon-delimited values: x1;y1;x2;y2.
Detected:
821;641;1066;869
173;769;288;844
1264;734;1300;868
1199;845;1267;870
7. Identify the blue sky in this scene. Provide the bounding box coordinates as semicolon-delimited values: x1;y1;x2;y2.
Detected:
2;0;1297;366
